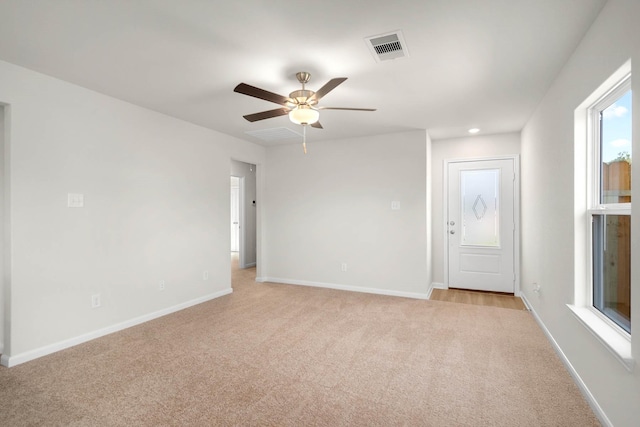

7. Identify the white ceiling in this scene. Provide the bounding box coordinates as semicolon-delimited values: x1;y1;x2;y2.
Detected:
0;0;607;145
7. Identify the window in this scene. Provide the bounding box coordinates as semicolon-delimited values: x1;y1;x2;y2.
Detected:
571;62;633;370
588;75;632;334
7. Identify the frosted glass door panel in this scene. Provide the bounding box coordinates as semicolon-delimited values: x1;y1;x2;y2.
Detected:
460;169;500;247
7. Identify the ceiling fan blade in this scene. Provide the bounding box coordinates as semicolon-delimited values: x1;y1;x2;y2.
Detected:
243;108;290;122
234;83;291;106
311;121;323;129
308;77;347;103
317;107;377;111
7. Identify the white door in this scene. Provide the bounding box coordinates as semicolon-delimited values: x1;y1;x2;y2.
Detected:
447;158;516;293
230;177;240;252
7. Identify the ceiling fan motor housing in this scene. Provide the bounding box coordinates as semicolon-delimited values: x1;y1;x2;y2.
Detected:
289;89;316;106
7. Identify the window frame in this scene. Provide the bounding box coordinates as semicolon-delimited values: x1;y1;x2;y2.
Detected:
586;74;632;336
569;60;634;372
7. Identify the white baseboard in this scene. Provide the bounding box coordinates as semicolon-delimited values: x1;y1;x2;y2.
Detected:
426;284;434;299
259;277;430;300
426;282;446;299
243;262;256;268
521;295;612;427
0;288;233;368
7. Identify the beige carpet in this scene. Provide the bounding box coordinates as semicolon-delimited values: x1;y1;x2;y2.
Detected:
0;258;599;426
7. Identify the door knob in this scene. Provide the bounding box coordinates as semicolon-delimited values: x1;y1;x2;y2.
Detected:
449;221;455;226
450;230;455;234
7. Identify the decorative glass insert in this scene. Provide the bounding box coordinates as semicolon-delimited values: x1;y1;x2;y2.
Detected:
461;169;500;247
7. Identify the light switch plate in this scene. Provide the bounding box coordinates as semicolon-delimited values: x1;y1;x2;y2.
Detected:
67;193;84;208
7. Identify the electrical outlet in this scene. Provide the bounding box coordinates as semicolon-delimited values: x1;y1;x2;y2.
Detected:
91;294;101;308
203;270;209;280
159;280;165;291
341;263;347;272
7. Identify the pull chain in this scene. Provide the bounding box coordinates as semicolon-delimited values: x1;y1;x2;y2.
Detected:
302;124;307;154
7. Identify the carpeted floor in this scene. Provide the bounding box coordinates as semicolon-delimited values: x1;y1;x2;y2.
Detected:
0;257;599;426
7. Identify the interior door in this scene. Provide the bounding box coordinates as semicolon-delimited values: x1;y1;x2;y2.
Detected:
447;158;516;293
230;177;240;252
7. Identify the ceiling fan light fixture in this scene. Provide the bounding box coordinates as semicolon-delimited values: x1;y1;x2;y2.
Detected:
289;106;319;125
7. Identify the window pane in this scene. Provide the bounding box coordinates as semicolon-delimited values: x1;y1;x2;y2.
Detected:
601;90;632;204
592;214;631;333
460;168;499;247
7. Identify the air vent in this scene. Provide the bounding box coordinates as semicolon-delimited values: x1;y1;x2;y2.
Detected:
245;127;302;142
365;30;409;62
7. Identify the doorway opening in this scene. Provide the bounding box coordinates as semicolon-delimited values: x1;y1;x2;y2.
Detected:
230;176;240;253
230;160;257;281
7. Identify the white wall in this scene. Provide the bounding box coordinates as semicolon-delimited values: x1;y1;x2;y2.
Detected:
521;0;640;425
0;59;266;365
262;130;431;297
230;159;257;267
430;132;521;285
0;105;5;354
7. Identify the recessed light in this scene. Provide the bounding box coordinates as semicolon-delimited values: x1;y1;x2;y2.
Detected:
468;128;480;134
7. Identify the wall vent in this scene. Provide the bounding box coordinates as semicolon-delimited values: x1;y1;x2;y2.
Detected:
365;30;409;62
245;127;301;142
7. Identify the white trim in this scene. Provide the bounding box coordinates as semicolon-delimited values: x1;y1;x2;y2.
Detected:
426;282;446;299
0;288;232;368
567;304;634;372
244;262;256;268
522;295;613;427
239;176;246;268
259;277;430;300
443;155;521;295
588;206;631;216
574;60;633;337
1;104;11;371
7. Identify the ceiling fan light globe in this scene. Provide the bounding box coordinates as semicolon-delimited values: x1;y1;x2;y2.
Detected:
289;107;319;125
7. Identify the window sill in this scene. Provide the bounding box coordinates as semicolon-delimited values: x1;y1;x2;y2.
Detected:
567;304;634;372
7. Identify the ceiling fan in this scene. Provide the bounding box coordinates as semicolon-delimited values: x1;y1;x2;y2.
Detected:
234;72;376;153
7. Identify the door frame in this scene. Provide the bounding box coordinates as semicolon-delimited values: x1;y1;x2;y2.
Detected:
238;176;247;269
230;175;247;268
443;155;521;296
